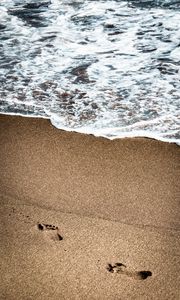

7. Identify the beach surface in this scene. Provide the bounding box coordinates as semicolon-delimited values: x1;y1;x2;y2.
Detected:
0;114;179;299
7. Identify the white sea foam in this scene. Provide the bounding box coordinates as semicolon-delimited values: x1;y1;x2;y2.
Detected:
0;0;179;144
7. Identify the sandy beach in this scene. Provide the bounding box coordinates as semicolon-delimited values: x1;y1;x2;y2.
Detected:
0;114;179;299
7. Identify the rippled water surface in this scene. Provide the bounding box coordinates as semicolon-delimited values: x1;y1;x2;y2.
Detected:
0;0;180;143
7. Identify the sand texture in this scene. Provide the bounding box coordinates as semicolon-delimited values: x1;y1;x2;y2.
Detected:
0;114;180;299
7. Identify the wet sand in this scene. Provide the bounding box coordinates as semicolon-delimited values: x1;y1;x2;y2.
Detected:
0;114;179;299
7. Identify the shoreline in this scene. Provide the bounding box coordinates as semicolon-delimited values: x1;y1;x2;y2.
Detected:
0;114;179;299
1;112;179;145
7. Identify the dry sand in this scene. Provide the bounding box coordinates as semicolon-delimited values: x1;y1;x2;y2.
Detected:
0;114;179;299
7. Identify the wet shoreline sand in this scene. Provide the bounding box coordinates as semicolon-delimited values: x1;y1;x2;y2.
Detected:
0;114;179;299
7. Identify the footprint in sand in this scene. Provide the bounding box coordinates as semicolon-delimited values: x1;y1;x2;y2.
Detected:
37;223;63;241
107;263;152;280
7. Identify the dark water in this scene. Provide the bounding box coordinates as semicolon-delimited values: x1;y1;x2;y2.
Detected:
0;0;180;143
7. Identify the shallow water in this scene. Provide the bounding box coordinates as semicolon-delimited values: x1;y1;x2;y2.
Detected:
0;0;180;143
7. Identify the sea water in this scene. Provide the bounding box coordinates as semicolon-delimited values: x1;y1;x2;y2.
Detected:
0;0;179;144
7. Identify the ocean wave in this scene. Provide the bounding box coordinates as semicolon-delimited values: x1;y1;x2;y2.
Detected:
0;0;180;144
